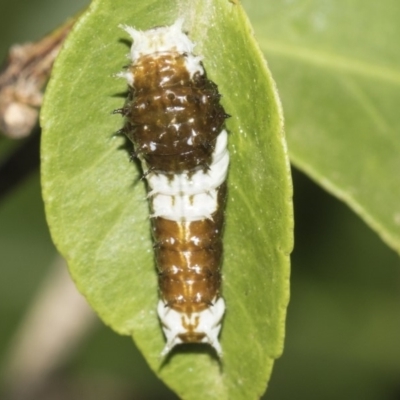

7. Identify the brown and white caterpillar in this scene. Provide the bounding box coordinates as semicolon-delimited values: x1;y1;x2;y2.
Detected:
116;19;229;356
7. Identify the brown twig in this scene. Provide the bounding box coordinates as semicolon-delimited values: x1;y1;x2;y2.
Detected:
0;18;74;139
0;17;77;202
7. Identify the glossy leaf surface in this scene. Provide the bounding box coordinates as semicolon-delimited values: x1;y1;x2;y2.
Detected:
242;0;400;254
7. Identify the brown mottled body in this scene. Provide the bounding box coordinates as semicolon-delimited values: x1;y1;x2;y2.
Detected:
125;53;226;173
123;46;228;345
152;182;227;317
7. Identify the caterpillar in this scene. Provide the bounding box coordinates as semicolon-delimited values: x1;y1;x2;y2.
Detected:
116;19;229;356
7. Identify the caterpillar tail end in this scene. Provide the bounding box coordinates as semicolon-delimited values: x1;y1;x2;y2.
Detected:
157;298;225;357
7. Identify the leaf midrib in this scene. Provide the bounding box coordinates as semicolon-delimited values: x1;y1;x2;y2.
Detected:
257;38;400;84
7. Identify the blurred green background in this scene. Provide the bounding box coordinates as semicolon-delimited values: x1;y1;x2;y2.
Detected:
0;0;399;399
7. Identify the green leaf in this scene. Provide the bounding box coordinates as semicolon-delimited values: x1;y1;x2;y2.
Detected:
41;0;292;399
242;0;400;254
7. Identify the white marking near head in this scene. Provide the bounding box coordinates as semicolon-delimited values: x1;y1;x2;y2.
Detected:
115;71;134;86
149;141;157;151
120;19;204;78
